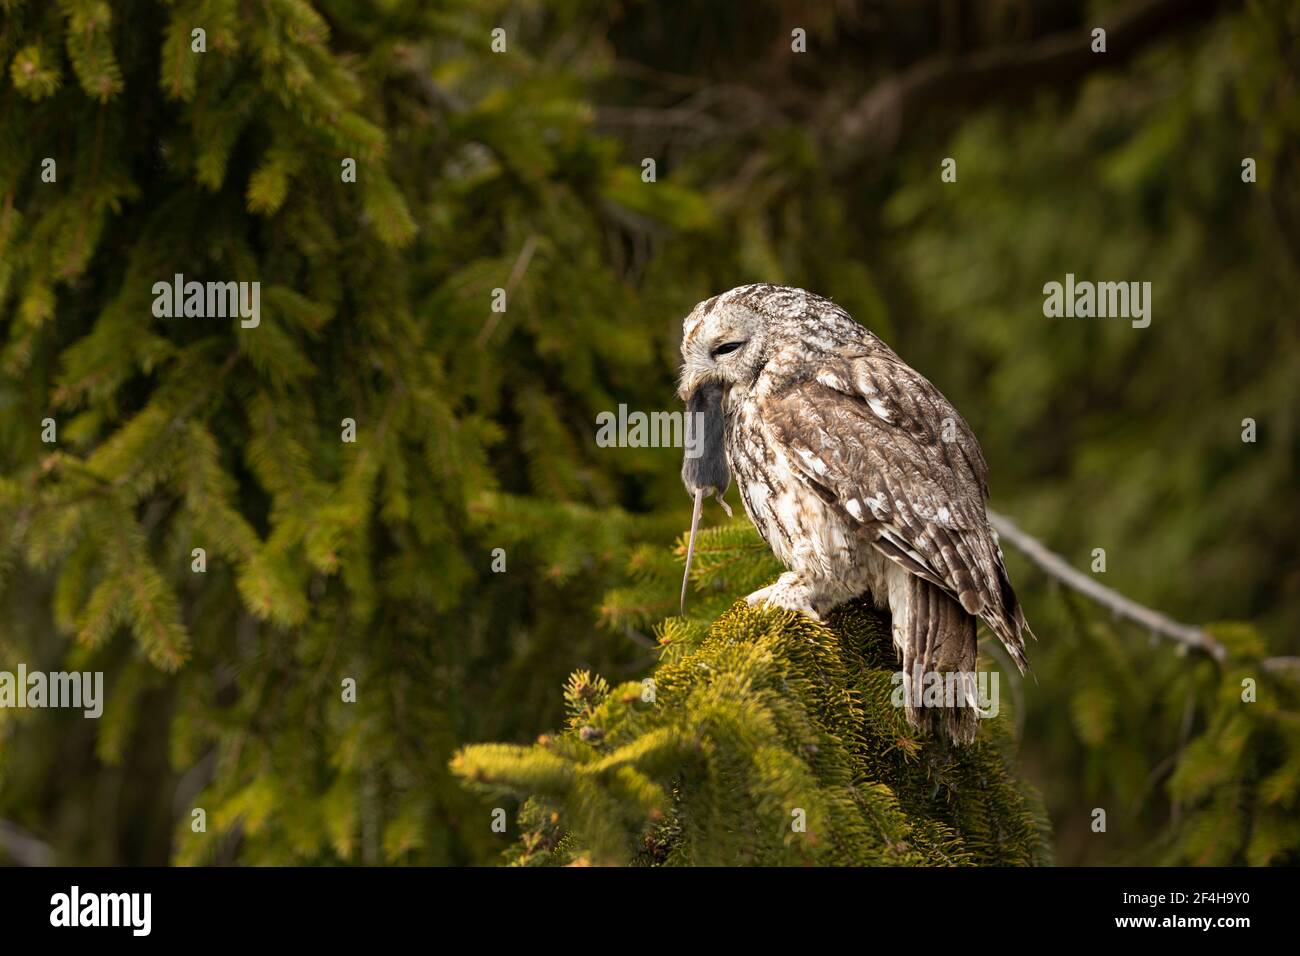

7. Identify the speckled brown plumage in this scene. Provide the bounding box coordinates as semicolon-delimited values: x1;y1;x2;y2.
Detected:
678;284;1032;741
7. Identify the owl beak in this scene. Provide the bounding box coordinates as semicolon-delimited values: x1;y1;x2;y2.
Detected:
677;363;714;403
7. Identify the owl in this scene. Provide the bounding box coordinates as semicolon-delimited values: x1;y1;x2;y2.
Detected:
678;284;1032;742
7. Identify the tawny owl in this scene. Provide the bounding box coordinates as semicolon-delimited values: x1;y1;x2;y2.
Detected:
678;284;1032;742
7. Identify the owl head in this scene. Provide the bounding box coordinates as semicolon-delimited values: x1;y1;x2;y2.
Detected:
677;284;808;401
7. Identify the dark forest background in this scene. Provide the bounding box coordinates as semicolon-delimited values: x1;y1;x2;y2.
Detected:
0;0;1297;866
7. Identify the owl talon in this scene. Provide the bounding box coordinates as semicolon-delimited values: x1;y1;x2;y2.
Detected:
745;574;823;621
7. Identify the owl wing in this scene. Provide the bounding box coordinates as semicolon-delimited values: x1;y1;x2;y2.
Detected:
758;345;1030;669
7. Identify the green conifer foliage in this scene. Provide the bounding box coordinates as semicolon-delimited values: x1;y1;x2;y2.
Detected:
455;528;1052;866
0;0;692;865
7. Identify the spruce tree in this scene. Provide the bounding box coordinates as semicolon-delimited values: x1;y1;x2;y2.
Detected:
0;0;686;865
456;525;1052;866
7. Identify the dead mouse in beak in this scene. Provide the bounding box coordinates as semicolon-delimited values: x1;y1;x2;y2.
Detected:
680;381;732;614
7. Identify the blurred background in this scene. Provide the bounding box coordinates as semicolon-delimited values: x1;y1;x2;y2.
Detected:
0;0;1297;865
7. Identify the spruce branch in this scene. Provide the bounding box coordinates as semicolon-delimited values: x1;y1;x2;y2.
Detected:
454;600;1052;866
837;0;1232;156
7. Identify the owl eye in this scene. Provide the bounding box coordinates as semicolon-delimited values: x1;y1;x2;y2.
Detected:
711;340;746;358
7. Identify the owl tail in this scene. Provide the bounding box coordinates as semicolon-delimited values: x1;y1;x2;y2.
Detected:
892;573;982;744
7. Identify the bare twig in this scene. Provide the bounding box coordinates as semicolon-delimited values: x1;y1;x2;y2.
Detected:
986;508;1228;663
609;59;711;94
0;819;53;866
623;625;658;650
476;235;540;348
394;46;469;115
838;0;1232;155
595;105;724;136
989;510;1299;676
